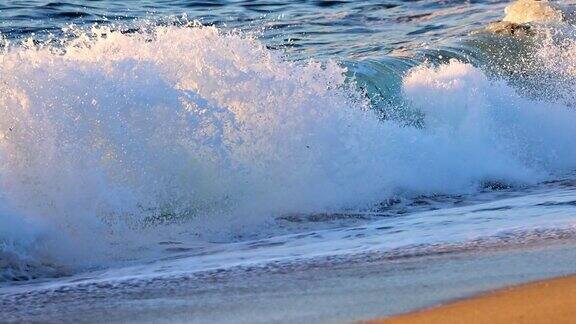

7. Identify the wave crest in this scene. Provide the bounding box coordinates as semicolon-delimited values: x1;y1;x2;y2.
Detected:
1;24;576;280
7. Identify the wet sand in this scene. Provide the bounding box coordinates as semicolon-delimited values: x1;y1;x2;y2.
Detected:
369;275;576;324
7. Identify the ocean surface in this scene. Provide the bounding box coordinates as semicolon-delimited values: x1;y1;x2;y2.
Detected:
1;0;576;320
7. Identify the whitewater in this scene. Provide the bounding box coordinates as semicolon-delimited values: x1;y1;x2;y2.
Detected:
1;0;576;322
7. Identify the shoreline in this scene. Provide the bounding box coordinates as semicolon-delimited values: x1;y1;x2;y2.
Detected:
367;275;576;323
3;242;576;323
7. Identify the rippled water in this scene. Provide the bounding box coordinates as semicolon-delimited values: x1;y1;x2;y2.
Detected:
0;0;509;59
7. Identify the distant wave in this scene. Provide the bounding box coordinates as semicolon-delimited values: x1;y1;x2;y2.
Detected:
1;16;576;280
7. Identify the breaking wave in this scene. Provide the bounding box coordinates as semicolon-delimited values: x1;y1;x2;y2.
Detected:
1;19;576;280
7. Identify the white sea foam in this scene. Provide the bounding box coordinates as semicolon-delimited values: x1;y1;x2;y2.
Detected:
503;0;565;24
1;24;576;280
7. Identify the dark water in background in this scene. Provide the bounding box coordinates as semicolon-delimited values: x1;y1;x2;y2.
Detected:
0;0;509;59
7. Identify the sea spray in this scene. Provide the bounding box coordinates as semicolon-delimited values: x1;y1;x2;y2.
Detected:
1;24;576;280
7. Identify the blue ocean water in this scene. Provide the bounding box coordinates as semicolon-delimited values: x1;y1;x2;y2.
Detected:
0;0;576;310
0;0;509;59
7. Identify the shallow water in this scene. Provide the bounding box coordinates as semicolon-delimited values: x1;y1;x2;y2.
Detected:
4;243;576;323
0;0;576;307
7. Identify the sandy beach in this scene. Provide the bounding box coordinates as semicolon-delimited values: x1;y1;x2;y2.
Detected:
369;275;576;324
